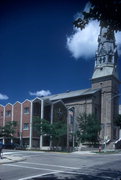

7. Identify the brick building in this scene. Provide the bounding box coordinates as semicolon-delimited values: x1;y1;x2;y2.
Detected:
0;98;67;149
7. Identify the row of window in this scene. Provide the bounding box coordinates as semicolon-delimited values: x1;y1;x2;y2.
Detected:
0;107;30;117
97;55;113;64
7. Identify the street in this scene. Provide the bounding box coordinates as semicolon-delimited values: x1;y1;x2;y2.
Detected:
0;150;121;180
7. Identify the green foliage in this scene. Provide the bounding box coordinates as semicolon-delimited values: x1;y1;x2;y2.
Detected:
33;117;51;136
50;120;67;138
33;117;67;138
77;113;101;144
33;117;67;147
33;102;67;148
0;121;17;138
115;115;121;128
74;0;121;31
50;120;67;146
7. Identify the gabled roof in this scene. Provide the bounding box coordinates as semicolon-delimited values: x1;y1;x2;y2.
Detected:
0;104;4;108
5;103;13;107
22;99;32;104
46;88;101;101
0;88;101;106
32;97;42;102
13;101;21;105
52;99;67;108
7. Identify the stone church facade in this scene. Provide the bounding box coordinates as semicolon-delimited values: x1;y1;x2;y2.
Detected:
0;26;120;149
50;26;120;145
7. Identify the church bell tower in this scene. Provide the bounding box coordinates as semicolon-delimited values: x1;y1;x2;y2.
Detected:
92;26;120;141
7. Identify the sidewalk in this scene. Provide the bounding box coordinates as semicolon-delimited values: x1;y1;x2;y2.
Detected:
71;150;96;155
0;153;26;164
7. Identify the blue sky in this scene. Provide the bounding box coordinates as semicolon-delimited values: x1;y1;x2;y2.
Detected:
0;0;121;105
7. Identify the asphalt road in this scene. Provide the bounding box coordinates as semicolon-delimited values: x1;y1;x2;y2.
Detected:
0;150;121;180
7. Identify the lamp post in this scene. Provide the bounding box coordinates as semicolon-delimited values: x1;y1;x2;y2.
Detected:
104;93;121;150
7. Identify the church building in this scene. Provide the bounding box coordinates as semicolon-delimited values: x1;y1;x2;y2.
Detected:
0;26;120;149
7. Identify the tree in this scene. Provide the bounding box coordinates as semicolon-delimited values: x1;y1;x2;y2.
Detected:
51;103;67;148
0;121;17;139
73;0;121;31
76;113;101;145
33;117;51;136
33;117;67;149
50;120;67;148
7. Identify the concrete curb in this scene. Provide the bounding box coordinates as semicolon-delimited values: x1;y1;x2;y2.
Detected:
71;151;96;155
0;155;26;164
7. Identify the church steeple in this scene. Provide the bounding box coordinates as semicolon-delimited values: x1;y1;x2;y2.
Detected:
92;26;119;80
92;26;120;141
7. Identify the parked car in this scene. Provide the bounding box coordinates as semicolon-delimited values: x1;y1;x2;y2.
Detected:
3;142;26;150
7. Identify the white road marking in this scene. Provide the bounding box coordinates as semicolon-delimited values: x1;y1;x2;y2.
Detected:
20;155;43;158
17;169;114;180
3;164;62;172
6;154;44;158
18;171;61;180
3;151;44;155
18;161;80;170
4;163;113;180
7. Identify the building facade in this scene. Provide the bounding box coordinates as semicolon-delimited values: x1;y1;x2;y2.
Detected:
0;98;67;149
0;88;101;149
0;26;120;149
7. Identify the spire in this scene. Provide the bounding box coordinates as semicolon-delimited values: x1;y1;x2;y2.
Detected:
95;26;118;67
92;26;119;80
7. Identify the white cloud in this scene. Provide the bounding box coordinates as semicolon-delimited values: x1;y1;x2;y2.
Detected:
29;90;51;97
66;20;100;59
67;20;121;59
0;93;9;100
